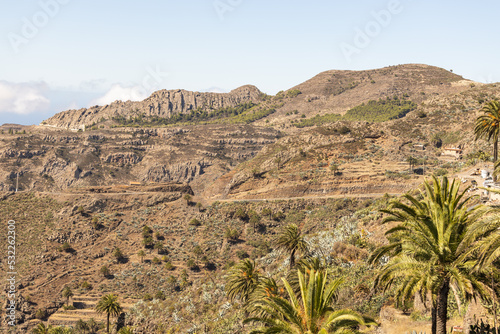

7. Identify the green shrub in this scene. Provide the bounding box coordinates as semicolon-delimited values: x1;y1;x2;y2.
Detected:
286;89;302;98
236;250;249;259
80;281;92;290
164;261;175;271
294;97;416;127
61;242;72;252
155;291;166;301
35;309;47;320
234;208;248;221
343;98;416;122
112;248;124;262
272;211;285;221
100;266;110;277
186;259;198;271
433;168;448;177
188;218;202;226
224;228;241;242
261;208;272;217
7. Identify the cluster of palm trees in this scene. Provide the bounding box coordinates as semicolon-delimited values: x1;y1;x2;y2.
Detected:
225;224;377;333
227;174;500;334
370;176;500;334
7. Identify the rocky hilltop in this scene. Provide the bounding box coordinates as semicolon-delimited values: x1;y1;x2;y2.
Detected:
43;64;475;131
2;64;500;333
43;85;262;129
258;64;475;127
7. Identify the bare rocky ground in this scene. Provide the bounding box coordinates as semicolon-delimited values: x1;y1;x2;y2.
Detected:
2;64;500;332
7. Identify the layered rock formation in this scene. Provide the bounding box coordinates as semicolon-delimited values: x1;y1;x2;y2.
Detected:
42;85;262;129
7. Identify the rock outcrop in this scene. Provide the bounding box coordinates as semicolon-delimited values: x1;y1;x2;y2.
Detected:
145;160;210;183
104;152;142;165
42;85;262;129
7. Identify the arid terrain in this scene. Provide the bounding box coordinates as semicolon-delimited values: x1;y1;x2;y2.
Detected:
2;64;500;333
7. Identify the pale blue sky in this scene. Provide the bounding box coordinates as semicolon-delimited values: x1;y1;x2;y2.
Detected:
1;0;499;124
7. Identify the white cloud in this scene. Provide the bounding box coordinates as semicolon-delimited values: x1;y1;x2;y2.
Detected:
91;84;149;106
200;86;228;93
0;81;50;114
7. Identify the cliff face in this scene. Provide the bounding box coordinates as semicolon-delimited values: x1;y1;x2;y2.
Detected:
43;85;262;129
0;124;281;194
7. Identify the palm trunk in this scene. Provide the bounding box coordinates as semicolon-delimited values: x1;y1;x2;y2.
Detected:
290;249;296;270
107;313;110;334
436;279;450;334
495;140;498;182
431;305;437;334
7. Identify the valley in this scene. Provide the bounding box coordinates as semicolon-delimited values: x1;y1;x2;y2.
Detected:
2;64;500;333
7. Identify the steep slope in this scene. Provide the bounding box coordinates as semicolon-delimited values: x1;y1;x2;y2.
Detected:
214;81;500;201
43;85;262;129
257;64;475;127
4;64;500;333
0;124;281;193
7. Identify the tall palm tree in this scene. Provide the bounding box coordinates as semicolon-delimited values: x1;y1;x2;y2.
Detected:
275;224;309;270
61;287;73;306
244;269;376;334
475;100;500;180
225;259;261;303
370;176;491;334
95;294;123;334
137;250;145;263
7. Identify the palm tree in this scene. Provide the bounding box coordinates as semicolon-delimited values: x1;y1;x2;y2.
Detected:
275;224;309;270
245;269;376;333
475;100;500;179
467;202;500;269
225;259;260;303
112;248;124;263
275;157;282;170
137;250;145;263
330;163;339;176
370;176;491;334
406;156;418;173
183;193;192;205
154;242;164;254
61;286;73;306
95;294;123;334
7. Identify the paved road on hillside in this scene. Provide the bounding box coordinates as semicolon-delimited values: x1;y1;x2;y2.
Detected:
9;190;403;203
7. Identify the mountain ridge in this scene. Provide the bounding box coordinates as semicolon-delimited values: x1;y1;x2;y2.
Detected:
41;64;476;130
43;85;262;129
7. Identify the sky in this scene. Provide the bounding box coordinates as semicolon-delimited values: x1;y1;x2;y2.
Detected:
1;0;499;125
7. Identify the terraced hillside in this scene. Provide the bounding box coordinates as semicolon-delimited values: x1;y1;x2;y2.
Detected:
2;64;500;333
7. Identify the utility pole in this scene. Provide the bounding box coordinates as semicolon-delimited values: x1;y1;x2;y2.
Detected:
15;172;18;193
